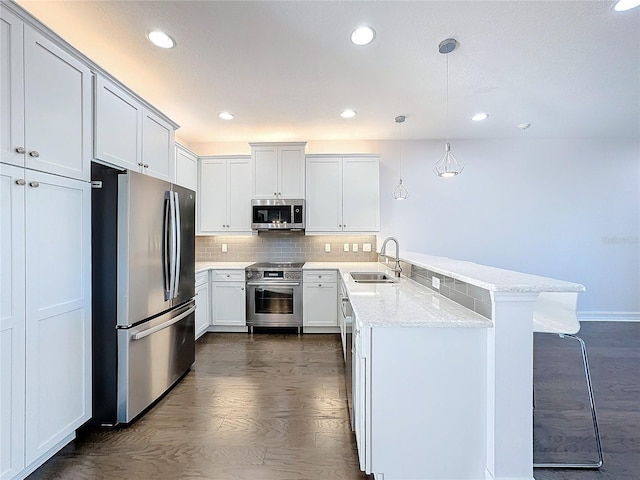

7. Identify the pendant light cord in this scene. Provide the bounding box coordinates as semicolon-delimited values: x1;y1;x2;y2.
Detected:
446;52;449;143
399;120;403;180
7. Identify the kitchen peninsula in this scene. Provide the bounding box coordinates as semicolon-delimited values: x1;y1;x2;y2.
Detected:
305;253;585;480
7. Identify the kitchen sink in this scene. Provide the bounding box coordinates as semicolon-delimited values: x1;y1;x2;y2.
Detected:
350;272;397;283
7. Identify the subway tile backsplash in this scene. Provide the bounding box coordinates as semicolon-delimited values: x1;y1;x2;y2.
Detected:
196;233;377;263
395;261;493;320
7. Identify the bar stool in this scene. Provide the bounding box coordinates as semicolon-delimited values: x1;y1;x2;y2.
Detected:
533;292;603;469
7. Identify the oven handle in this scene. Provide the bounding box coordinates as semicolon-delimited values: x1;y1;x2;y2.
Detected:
247;282;301;287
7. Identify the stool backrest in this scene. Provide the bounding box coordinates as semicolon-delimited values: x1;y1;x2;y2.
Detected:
533;292;580;335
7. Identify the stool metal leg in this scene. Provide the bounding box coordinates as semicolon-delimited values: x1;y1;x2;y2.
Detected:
534;333;603;469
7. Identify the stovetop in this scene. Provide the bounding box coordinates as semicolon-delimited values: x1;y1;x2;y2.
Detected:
248;262;305;270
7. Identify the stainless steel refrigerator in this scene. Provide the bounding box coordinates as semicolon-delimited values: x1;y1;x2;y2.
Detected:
91;163;196;425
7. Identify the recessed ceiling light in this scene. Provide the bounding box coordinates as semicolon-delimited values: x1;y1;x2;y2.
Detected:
614;0;640;11
340;109;357;118
219;112;234;120
350;26;376;46
518;123;531;130
147;30;176;49
472;112;489;121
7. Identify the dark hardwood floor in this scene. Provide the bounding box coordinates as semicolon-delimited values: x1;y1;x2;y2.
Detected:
29;322;639;479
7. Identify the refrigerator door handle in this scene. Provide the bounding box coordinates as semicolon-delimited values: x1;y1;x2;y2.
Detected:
132;305;196;340
163;191;172;300
173;191;181;300
168;191;178;300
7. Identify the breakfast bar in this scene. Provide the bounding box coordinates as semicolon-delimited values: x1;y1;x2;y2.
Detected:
305;255;585;480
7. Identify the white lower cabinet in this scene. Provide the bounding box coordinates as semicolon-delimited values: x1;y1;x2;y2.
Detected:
303;270;338;331
351;316;488;479
210;270;247;330
1;163;91;479
194;271;210;340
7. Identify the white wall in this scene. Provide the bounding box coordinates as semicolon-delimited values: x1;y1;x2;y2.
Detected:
378;137;640;314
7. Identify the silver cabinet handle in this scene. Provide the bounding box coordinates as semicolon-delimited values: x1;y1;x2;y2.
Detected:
29;150;39;158
15;147;25;154
15;179;26;186
29;181;39;188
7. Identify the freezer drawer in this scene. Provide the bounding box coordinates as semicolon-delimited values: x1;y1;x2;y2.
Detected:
117;300;195;423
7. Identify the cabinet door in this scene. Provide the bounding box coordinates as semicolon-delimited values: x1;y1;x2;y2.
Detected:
303;283;338;327
251;146;278;198
175;144;198;191
342;156;379;232
24;170;91;464
23;27;91;181
198;158;227;233
305;157;343;232
194;281;210;339
142;110;174;181
94;76;141;171
0;164;26;478
212;283;246;326
227;158;251;232
0;6;25;169
277;145;305;199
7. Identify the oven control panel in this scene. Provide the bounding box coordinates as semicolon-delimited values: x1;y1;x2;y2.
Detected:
284;272;301;280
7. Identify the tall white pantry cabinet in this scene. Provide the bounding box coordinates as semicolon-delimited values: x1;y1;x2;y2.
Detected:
1;4;92;480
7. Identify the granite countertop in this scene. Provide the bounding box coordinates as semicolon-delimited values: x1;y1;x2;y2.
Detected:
304;262;492;328
195;261;254;273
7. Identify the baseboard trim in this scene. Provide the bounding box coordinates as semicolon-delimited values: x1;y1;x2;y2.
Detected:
578;311;640;322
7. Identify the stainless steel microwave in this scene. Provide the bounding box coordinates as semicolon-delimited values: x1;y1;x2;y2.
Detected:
251;199;305;231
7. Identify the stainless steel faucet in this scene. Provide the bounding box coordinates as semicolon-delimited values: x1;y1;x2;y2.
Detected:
380;237;402;277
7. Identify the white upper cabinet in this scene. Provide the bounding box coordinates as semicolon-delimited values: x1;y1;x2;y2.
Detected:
94;74;176;181
174;143;198;191
250;142;306;199
1;6;91;181
94;76;141;171
306;155;379;233
198;156;251;235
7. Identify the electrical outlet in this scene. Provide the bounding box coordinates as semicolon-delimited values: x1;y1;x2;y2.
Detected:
325;243;331;252
221;243;228;253
352;243;358;252
432;276;440;289
363;243;372;252
344;243;349;252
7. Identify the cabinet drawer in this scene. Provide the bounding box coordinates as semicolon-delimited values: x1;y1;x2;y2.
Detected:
303;270;337;283
195;271;209;287
211;269;245;282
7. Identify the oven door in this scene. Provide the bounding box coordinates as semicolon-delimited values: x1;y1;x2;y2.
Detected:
246;281;302;327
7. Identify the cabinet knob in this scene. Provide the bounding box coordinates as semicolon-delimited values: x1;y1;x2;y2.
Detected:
143;164;149;168
138;162;144;167
339;224;343;228
29;181;40;188
319;284;322;287
241;287;244;291
28;150;39;158
278;192;282;196
15;179;26;186
15;147;26;154
273;192;277;197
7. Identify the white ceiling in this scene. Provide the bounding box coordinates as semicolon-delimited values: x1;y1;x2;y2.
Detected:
15;0;640;144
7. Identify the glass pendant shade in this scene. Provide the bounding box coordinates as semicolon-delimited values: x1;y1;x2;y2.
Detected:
433;142;464;177
434;38;464;178
393;179;409;199
392;115;409;199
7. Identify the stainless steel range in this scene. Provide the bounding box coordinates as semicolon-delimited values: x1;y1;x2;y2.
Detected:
246;262;304;332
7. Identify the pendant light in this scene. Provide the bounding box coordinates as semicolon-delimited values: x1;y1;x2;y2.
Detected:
433;38;464;178
392;115;409;200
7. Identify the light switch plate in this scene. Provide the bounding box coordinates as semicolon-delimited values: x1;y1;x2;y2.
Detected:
344;243;349;252
325;243;331;252
432;276;440;289
352;243;358;252
363;243;372;252
221;243;228;253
